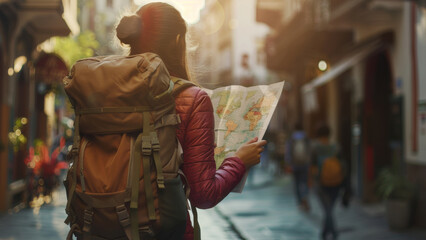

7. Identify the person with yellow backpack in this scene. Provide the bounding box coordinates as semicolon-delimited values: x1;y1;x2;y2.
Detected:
311;124;346;240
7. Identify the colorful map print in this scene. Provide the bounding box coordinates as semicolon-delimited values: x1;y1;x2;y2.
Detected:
204;81;284;168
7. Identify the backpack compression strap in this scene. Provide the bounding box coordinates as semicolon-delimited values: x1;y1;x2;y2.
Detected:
65;113;81;224
66;107;165;240
170;77;204;240
129;112;159;240
170;76;196;97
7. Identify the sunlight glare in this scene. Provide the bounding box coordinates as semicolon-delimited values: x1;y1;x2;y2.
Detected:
134;0;205;24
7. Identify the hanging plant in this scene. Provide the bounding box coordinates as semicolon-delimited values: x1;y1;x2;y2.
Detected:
8;117;28;152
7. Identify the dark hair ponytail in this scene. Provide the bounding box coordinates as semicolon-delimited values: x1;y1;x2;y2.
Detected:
116;2;191;81
116;15;142;46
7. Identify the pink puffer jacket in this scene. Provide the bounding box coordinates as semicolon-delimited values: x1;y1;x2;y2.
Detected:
174;86;246;240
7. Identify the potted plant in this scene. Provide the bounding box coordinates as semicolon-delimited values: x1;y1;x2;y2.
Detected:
376;164;415;230
8;117;28;152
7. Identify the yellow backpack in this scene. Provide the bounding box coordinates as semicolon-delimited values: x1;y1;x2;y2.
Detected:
320;156;343;187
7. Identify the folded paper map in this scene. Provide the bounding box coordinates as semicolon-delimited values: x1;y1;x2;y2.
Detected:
204;81;285;192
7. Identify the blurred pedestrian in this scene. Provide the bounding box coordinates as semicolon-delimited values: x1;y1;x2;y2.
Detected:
239;53;256;87
285;122;311;211
311;124;345;240
274;131;287;174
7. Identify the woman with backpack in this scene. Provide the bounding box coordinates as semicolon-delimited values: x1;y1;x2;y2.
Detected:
114;3;267;240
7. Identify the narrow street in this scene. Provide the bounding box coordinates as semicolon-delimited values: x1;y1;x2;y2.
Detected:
1;1;426;239
0;175;243;240
216;164;426;240
1;165;426;240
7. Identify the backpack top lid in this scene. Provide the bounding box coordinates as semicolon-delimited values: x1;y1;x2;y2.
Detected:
63;53;175;134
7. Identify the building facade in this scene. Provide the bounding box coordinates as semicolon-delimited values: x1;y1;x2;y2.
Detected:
257;0;426;227
193;0;272;88
0;0;79;212
80;0;135;55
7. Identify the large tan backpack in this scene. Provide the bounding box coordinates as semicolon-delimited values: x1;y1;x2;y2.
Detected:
63;53;196;240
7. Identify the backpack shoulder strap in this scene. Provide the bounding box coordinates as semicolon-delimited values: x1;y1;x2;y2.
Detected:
170;76;197;97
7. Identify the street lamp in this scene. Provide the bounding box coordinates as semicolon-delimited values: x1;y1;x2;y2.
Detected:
318;60;327;72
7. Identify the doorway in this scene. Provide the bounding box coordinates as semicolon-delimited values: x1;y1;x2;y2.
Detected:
362;51;393;201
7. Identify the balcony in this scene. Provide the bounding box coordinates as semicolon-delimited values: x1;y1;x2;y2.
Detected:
0;0;79;45
256;0;379;73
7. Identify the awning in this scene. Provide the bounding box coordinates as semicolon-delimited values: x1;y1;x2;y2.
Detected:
264;10;354;72
261;0;375;73
302;32;394;112
302;32;394;94
2;0;79;45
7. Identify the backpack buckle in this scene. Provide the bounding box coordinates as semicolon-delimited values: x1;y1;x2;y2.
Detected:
82;209;94;233
152;142;160;152
157;177;165;189
116;205;130;228
150;133;160;152
66;147;79;161
140;226;156;237
142;136;152;155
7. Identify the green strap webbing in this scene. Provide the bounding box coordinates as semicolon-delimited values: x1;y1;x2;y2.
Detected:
66;114;81;216
142;146;156;220
153;114;181;129
170;77;197;98
66;223;80;240
131;133;142;209
126;137;135;189
177;170;191;198
79;139;89;193
130;133;142;240
141;113;156;220
151;79;174;101
116;204;132;240
73;114;81;150
82;207;94;239
130;209;139;240
150;132;164;189
191;202;201;240
75;190;130;209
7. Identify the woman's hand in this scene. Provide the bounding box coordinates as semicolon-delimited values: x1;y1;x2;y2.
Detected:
235;137;267;169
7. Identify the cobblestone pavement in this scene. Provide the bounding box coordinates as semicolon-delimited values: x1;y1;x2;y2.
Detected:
0;183;241;240
0;186;69;240
1;165;426;240
215;164;426;240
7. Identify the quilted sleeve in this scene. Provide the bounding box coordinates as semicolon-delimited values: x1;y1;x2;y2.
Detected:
179;88;246;209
